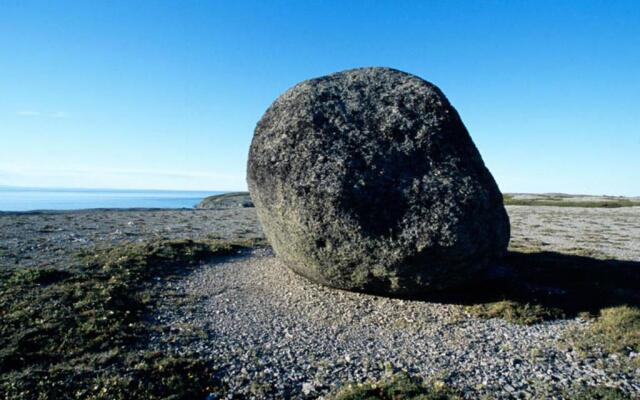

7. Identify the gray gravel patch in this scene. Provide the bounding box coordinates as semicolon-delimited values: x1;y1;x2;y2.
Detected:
152;248;639;399
0;208;261;269
508;205;640;260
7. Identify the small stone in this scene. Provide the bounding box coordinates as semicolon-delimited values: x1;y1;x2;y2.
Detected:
302;382;315;395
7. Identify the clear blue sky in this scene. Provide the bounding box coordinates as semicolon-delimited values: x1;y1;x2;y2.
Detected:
1;1;638;195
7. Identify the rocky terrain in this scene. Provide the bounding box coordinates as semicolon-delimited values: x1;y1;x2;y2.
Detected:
148;205;640;399
504;193;640;208
1;203;639;398
0;208;261;270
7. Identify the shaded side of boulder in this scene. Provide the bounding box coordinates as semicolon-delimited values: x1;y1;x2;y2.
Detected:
247;67;510;296
196;192;254;209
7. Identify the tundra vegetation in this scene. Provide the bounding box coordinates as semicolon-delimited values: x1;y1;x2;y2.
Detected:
0;238;263;399
462;245;640;392
328;372;463;400
1;235;638;398
328;370;633;400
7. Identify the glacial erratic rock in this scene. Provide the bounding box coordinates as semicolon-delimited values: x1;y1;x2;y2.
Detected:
247;67;510;296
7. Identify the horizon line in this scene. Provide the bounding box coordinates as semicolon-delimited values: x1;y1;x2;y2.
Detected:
0;184;240;193
0;184;637;198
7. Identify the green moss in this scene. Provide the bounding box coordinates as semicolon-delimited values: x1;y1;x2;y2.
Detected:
2;351;217;400
5;267;72;285
566;385;634;399
0;238;263;399
329;373;462;400
570;306;640;368
466;300;564;325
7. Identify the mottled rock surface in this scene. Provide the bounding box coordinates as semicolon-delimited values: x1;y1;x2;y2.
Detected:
247;67;509;295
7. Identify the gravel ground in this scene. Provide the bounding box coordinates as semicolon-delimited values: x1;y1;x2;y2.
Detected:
2;204;639;398
508;206;640;260
0;208;261;269
2;205;636;270
151;205;639;399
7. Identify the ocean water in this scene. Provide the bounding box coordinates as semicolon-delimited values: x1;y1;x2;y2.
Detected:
0;187;223;212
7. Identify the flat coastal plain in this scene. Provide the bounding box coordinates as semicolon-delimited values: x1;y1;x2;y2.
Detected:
1;204;639;398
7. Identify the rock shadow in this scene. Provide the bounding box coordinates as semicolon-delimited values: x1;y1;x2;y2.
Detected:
421;251;640;318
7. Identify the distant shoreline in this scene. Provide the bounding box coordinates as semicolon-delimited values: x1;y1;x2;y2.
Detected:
2;191;640;213
0;188;225;212
0;207;207;215
0;185;228;193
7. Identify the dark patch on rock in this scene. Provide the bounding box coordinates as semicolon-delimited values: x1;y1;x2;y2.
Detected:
247;67;510;295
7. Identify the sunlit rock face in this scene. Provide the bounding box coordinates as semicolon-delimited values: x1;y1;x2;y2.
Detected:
247;67;510;296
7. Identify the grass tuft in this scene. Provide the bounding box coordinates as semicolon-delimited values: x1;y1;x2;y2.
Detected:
570;305;640;368
329;373;462;400
466;300;564;325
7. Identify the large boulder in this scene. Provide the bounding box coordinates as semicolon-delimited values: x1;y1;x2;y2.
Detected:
247;67;510;296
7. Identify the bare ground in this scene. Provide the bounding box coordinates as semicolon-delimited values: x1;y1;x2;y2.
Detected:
1;205;639;398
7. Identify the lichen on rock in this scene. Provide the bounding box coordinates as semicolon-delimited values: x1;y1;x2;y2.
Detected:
247;67;510;295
